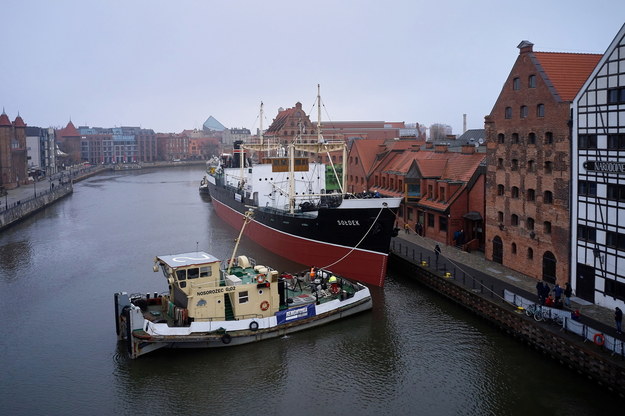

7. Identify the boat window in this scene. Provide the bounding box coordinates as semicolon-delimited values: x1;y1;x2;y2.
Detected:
200;266;211;277
176;269;186;281
238;291;249;304
187;268;199;279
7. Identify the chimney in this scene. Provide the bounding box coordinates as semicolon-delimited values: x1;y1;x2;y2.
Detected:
463;114;467;134
517;40;534;54
434;143;449;153
461;144;476;154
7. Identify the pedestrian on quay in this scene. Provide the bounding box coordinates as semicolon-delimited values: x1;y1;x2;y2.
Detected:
554;283;563;308
616;307;623;334
434;244;441;264
416;223;423;236
536;280;545;304
541;283;551;305
564;282;573;308
404;223;410;234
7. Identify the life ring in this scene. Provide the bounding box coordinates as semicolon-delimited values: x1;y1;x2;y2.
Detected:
257;274;266;284
260;300;270;311
593;333;605;346
221;333;232;344
249;321;259;331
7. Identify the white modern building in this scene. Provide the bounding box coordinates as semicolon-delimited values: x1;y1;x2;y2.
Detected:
571;23;625;309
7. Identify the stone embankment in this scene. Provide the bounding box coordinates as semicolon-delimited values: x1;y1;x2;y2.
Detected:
0;183;73;231
390;237;625;398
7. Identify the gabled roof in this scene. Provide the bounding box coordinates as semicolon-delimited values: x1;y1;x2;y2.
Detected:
533;52;602;101
266;102;308;133
351;139;386;175
203;116;226;131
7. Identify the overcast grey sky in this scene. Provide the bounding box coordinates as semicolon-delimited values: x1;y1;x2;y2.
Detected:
1;0;624;135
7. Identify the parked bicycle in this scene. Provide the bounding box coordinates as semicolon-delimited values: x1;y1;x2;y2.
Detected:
525;303;545;321
525;303;564;325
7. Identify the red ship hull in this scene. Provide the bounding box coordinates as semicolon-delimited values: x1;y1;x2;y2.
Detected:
212;197;388;287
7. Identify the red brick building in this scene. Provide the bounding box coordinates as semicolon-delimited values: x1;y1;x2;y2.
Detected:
348;139;486;248
56;121;82;165
484;41;601;284
0;111;28;189
156;133;189;161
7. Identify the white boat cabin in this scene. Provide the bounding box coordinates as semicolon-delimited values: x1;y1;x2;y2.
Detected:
155;252;280;322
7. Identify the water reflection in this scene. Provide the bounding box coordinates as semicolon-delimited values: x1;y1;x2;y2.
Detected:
0;240;31;280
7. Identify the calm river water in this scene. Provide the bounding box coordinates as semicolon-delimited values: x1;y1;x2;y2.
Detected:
0;166;621;415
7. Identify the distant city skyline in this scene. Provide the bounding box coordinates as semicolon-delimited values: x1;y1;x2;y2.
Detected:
1;1;624;135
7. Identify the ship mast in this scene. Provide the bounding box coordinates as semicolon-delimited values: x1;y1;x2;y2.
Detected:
317;84;323;144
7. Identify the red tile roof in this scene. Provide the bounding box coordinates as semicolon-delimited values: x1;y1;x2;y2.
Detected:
534;52;602;101
58;121;80;137
351;139;386;175
13;115;25;127
0;112;11;126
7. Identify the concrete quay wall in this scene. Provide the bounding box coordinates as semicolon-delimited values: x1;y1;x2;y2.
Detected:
390;253;625;398
0;183;73;231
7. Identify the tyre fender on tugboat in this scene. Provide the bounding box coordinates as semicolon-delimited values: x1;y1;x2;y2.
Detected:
249;321;259;331
221;333;232;344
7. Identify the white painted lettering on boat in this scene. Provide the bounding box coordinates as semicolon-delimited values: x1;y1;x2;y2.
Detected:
285;306;309;320
336;220;360;226
197;286;236;296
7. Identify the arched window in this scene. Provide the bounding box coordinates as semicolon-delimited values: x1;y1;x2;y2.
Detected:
528;247;534;259
512;133;519;144
505;107;512;119
512;243;517;254
528;160;535;172
520;106;528;118
544;190;553;204
511;214;519;226
511;159;519;170
527;189;535;201
528;74;536;88
542;251;557;284
497;184;505;196
498;133;505;143
544;221;552;234
493;236;503;264
513;77;520;90
498;211;504;223
545;132;553;144
511;186;519;198
498;158;504;169
528;132;536;144
527;217;535;230
537;104;545;117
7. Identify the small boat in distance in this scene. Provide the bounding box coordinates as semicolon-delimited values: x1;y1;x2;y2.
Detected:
114;212;372;359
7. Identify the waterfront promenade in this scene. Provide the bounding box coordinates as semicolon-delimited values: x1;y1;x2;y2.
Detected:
392;231;620;340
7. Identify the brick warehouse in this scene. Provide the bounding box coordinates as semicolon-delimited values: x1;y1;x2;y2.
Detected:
484;40;601;284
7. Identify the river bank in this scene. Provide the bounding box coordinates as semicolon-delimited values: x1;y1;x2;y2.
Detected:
390;233;625;398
